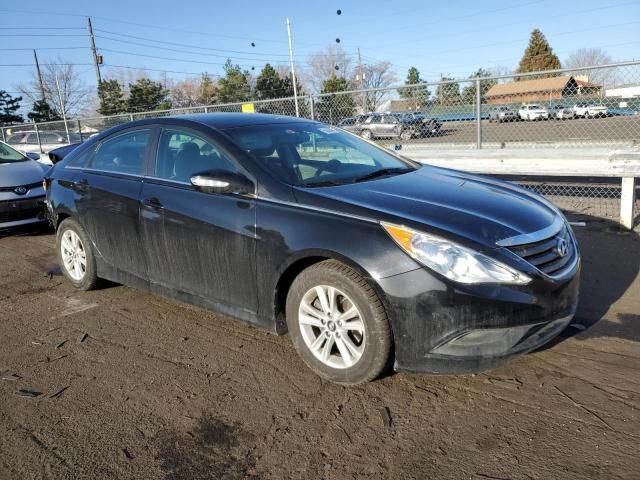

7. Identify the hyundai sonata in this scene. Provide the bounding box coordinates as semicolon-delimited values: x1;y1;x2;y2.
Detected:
45;114;580;384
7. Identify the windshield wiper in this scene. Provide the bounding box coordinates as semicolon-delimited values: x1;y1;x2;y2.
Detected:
353;167;412;183
301;179;345;188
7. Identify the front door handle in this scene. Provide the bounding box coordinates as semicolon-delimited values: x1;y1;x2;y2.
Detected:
142;197;164;209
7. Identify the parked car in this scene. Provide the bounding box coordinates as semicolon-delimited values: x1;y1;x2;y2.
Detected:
572;103;608;118
336;115;368;133
356;113;417;140
0;141;49;230
47;143;81;164
45;114;580;384
518;104;549;121
393;112;442;136
6;130;82;158
489;106;518;122
548;104;575;120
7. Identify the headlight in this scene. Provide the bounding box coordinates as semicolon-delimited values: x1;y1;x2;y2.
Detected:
382;223;531;285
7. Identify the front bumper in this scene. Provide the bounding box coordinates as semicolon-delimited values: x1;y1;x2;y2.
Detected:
0;194;47;229
378;260;580;374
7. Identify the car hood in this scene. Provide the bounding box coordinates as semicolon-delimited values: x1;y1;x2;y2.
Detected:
0;159;48;187
294;166;558;248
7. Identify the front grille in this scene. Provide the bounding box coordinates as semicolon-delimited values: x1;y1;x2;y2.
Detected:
0;182;42;193
0;196;45;223
508;224;576;277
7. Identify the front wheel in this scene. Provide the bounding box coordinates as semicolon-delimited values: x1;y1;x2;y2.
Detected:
56;218;98;290
360;129;373;140
399;129;413;141
286;260;392;385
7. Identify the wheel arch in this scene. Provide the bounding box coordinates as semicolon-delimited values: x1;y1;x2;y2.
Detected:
272;249;389;334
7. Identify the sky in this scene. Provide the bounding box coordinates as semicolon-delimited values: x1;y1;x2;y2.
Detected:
1;0;639;103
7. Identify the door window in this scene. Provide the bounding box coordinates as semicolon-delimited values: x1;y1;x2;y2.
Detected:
92;129;151;175
155;129;237;182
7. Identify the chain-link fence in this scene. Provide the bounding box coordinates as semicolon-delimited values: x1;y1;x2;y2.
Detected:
1;61;638;224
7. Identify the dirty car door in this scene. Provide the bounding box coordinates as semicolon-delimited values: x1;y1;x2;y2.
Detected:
140;127;258;313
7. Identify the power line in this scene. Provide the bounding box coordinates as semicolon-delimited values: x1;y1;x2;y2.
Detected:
0;46;89;51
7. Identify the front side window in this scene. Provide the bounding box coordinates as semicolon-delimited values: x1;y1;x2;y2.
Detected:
226;123;417;186
92;129;150;175
155;129;237;182
6;133;25;144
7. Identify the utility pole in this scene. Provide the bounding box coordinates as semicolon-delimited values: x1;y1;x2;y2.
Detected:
87;17;102;85
54;74;71;143
286;17;300;117
357;48;366;113
33;50;46;101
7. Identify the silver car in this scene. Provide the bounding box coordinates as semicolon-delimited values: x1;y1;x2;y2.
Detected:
489;106;518;122
0;142;49;229
548;104;575;120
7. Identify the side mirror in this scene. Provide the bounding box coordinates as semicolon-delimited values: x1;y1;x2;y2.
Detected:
25;152;40;161
190;170;255;196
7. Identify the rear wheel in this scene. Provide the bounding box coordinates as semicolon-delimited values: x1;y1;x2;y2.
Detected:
399;129;413;141
286;260;392;385
360;129;373;140
56;218;98;290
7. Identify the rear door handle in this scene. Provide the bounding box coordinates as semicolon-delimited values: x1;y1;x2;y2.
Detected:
73;178;89;193
142;197;164;209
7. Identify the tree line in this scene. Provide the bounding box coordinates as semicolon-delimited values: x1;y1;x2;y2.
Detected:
0;29;618;126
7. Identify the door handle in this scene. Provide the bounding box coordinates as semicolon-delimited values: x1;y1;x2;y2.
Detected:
73;178;89;192
142;197;164;209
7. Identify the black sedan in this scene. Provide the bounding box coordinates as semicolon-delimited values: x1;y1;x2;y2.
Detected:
45;114;580;384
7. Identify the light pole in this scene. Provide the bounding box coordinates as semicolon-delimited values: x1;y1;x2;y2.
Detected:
286;17;300;117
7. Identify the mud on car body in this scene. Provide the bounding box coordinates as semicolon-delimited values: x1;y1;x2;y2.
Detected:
45;113;579;384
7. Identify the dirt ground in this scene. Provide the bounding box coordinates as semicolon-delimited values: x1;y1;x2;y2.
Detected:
1;219;639;480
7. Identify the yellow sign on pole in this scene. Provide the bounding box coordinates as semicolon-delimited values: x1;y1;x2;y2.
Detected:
241;103;255;113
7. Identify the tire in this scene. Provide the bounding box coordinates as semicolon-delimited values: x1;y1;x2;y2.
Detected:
360;129;373;140
399;130;413;141
286;260;392;385
56;218;99;291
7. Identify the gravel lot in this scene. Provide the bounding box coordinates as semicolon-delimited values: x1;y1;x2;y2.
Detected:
1;220;639;480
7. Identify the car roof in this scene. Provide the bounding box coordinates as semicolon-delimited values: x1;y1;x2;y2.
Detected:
169;112;318;129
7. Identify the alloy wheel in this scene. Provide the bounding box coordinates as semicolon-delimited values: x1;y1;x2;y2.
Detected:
60;229;87;281
298;285;365;369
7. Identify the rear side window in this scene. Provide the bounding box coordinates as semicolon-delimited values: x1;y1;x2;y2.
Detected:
92;129;151;175
155;129;237;182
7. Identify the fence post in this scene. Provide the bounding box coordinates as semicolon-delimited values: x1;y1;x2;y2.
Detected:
475;77;482;149
34;123;43;154
130;113;134;122
0;127;5;142
204;106;208;113
620;176;637;230
77;119;83;142
310;96;315;120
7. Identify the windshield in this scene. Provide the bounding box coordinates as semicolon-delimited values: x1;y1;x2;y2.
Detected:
225;122;417;186
0;142;27;163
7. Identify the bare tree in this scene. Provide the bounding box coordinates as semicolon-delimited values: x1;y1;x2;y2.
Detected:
16;58;92;116
360;61;396;112
564;48;618;86
488;65;514;84
169;78;201;108
303;45;354;93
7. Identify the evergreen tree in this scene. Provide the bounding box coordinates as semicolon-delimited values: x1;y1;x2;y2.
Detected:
398;67;430;107
436;77;461;106
315;76;354;124
198;73;219;105
218;59;251;103
0;90;23;125
515;29;561;80
126;78;170;113
98;80;126;115
255;64;286;99
461;68;497;103
27;99;61;122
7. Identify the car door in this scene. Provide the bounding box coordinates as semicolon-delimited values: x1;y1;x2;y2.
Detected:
381;115;400;136
140;126;258;312
71;127;152;279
